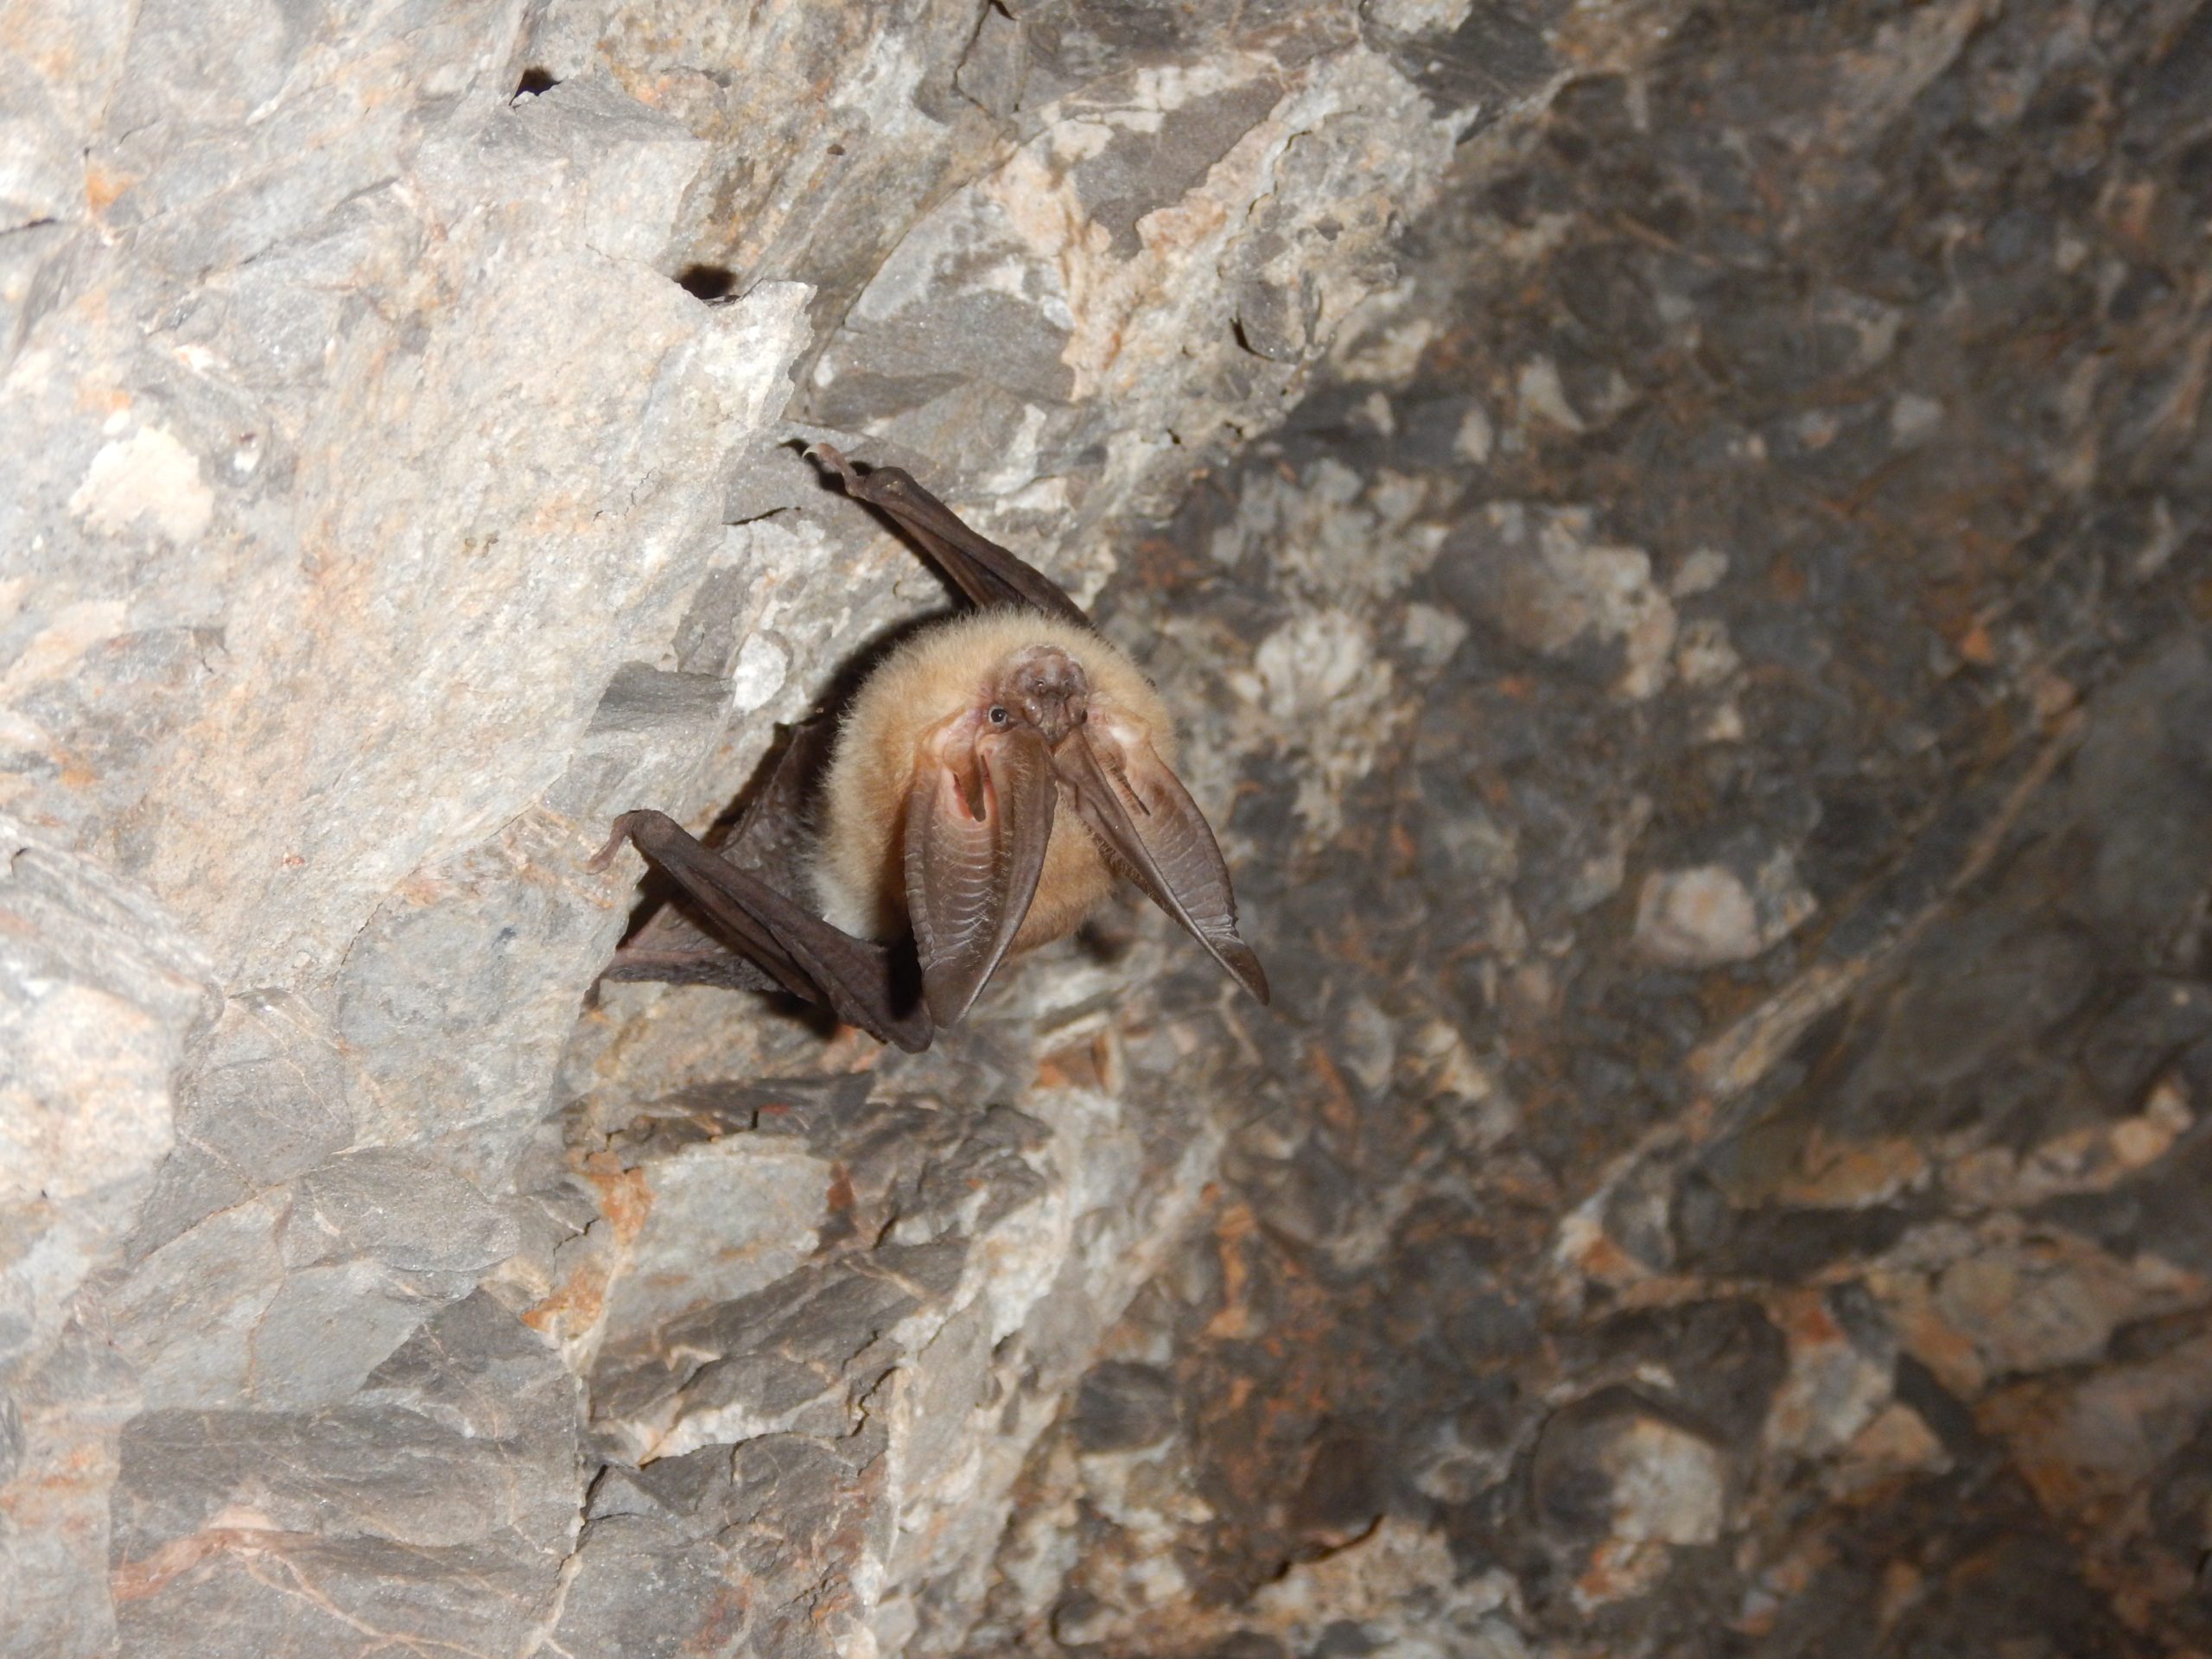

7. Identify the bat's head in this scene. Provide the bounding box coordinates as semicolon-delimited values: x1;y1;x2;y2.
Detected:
991;644;1090;747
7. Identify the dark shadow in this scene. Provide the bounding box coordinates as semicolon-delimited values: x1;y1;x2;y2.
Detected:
674;264;739;302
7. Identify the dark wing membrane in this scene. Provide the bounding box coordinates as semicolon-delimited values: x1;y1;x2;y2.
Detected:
590;810;932;1052
601;717;835;991
810;443;1093;628
904;723;1057;1027
1056;720;1270;1005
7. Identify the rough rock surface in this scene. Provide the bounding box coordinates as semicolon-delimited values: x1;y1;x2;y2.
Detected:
2;1;2209;1657
950;2;2212;1655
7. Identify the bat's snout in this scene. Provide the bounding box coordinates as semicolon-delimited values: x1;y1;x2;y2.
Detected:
995;645;1090;747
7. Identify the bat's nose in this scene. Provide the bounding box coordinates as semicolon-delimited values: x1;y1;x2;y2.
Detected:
1025;654;1083;699
1024;687;1085;746
1001;646;1090;745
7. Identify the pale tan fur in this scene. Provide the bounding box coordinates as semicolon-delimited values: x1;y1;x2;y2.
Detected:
815;610;1173;954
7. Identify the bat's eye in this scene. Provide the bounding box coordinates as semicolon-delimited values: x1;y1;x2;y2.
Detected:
988;706;1008;724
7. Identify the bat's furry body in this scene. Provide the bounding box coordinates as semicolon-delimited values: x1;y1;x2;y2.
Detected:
593;445;1266;1052
816;608;1168;954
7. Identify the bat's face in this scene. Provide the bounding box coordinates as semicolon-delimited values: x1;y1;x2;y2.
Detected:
991;645;1089;747
817;610;1268;1027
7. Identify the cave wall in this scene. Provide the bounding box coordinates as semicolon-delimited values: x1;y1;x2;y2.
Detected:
950;1;2212;1655
0;3;1574;1653
3;0;2210;1656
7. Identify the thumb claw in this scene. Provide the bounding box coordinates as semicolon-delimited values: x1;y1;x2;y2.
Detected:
588;814;641;874
807;442;861;488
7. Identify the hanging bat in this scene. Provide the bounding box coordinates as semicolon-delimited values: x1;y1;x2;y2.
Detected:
588;443;1268;1052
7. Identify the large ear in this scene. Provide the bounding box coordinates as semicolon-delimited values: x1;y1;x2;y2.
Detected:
904;721;1058;1027
1056;715;1270;1005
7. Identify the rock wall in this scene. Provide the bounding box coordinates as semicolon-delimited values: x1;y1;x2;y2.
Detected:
3;0;2209;1656
0;3;1557;1654
946;1;2212;1655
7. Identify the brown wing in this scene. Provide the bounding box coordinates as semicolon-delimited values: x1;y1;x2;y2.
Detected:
810;443;1094;629
1055;715;1270;1005
601;717;834;995
590;810;933;1052
904;720;1057;1027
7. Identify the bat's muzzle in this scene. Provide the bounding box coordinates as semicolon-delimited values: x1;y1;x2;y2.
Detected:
999;645;1090;747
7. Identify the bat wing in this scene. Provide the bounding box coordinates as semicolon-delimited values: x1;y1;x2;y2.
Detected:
905;721;1058;1027
601;717;833;994
591;810;934;1052
1056;717;1270;1007
811;442;1094;629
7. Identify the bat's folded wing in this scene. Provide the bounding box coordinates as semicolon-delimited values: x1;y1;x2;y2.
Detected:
810;442;1092;628
905;722;1057;1027
591;810;934;1052
1057;717;1270;1006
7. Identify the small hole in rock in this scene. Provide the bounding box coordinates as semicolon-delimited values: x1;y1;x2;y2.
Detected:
675;264;738;302
514;67;559;98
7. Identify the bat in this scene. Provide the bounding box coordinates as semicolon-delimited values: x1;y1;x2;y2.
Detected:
589;443;1268;1052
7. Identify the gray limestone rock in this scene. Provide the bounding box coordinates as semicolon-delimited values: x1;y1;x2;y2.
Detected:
108;1293;582;1659
0;817;219;1658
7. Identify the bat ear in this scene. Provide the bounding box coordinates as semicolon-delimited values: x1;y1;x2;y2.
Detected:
905;722;1057;1027
1057;718;1270;1006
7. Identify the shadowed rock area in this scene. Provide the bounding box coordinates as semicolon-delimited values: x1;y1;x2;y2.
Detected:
3;1;2208;1656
